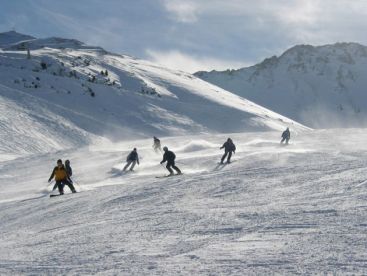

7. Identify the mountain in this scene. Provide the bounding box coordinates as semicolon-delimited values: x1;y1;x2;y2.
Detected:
0;31;306;157
195;43;367;128
0;31;35;47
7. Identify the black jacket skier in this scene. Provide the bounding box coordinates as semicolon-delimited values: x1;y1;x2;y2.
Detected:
220;138;236;164
281;128;290;144
123;148;140;171
160;146;181;175
65;159;73;183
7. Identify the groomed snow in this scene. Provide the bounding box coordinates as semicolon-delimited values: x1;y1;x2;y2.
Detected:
0;130;366;275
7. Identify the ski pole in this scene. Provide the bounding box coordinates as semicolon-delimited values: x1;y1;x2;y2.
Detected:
70;177;82;189
47;179;55;187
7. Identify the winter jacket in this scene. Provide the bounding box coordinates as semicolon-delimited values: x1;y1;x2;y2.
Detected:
65;164;72;177
282;130;290;139
49;165;68;181
221;141;236;152
162;151;176;163
127;151;139;162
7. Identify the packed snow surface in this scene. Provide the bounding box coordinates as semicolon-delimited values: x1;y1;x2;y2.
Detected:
1;130;367;275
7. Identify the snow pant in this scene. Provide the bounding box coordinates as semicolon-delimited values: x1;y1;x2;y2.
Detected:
166;161;181;175
221;151;233;163
281;138;289;144
123;160;136;171
53;179;76;194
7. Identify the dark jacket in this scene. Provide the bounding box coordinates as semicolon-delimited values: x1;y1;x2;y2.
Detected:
221;141;236;152
162;151;176;163
65;164;72;177
127;150;139;162
282;130;290;139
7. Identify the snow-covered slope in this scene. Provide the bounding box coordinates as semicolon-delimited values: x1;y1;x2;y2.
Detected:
196;43;367;128
1;32;365;275
0;31;306;156
0;130;366;274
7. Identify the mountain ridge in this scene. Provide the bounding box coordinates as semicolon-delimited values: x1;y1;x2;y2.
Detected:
0;31;306;156
195;42;367;128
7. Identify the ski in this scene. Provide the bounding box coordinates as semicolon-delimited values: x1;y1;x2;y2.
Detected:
50;192;78;198
218;161;236;165
155;173;183;179
50;194;63;197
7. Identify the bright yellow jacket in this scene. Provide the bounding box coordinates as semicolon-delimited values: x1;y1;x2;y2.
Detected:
49;166;68;181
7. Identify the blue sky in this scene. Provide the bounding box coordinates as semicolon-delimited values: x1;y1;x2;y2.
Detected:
1;0;367;72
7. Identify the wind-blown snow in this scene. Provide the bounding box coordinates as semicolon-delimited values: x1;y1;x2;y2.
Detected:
0;130;367;274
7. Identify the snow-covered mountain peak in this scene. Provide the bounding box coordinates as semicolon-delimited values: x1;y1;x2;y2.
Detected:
196;42;367;128
0;31;106;52
280;42;366;57
16;36;84;50
252;42;367;73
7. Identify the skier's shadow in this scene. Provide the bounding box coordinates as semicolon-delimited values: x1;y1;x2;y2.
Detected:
20;193;49;202
213;163;227;172
108;167;125;178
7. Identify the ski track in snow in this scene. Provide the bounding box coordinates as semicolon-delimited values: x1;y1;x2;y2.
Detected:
0;130;367;275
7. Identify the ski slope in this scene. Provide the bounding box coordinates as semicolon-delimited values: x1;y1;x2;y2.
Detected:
0;31;364;275
0;130;367;274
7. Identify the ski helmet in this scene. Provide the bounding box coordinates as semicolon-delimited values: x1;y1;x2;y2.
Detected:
163;146;168;151
65;160;70;165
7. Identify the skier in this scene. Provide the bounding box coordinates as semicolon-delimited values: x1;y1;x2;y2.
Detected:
220;138;236;164
281;127;291;145
160;146;182;176
52;159;75;191
65;159;73;183
49;159;76;195
123;148;140;171
153;136;162;153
